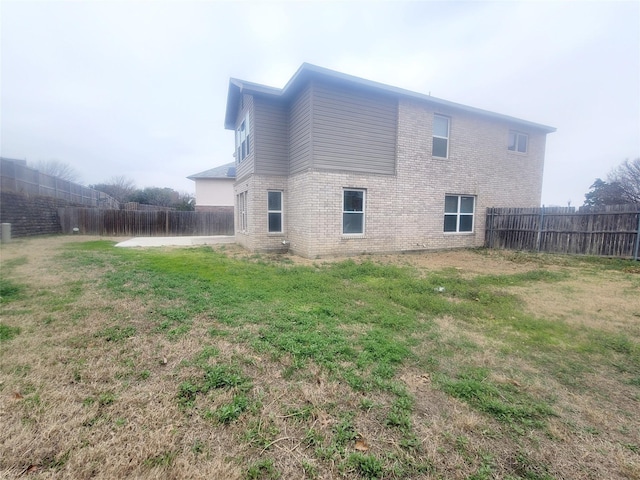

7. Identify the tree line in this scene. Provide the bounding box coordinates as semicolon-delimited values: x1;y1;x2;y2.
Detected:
584;158;639;207
89;176;194;211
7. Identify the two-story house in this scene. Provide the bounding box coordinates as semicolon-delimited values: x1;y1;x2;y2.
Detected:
224;63;555;258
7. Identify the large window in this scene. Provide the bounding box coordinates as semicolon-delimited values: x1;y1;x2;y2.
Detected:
237;191;247;232
343;189;365;235
508;130;528;153
444;195;475;233
432;115;450;158
236;114;251;162
267;191;283;233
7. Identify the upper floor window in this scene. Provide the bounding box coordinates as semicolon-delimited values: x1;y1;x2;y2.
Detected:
508;131;528;153
267;191;283;233
343;189;365;235
444;195;475;233
432;115;450;158
236;113;251;162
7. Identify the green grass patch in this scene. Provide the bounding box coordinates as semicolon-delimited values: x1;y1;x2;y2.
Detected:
0;323;21;342
178;362;252;410
95;325;136;342
0;278;23;303
438;367;554;429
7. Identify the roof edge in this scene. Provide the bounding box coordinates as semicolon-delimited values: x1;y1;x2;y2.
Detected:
225;64;556;133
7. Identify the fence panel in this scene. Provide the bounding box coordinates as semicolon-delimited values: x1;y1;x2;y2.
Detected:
58;208;234;237
486;206;640;259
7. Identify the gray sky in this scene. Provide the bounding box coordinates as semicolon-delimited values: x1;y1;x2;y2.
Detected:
2;1;639;206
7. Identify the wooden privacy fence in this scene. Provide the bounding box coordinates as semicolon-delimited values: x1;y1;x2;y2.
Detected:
485;205;640;260
58;207;234;237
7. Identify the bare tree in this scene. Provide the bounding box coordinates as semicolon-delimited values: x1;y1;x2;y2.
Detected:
90;176;137;203
33;159;80;182
584;158;640;207
608;158;640;205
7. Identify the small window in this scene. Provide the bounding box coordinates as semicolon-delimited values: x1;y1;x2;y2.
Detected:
267;191;283;233
444;195;475;233
433;115;450;158
343;189;365;235
508;131;528;153
236;113;251;162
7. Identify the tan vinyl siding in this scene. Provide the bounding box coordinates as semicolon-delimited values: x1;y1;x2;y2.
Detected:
254;97;289;176
289;85;312;174
311;82;397;175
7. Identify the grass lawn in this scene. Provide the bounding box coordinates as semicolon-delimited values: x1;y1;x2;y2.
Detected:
1;236;639;479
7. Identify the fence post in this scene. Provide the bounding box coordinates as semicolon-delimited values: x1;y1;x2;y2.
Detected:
487;207;494;248
536;205;545;252
634;212;640;261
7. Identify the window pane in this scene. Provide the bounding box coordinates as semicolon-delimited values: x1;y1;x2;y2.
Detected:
343;213;364;234
344;190;363;212
508;132;517;151
444;215;457;232
459;215;473;232
517;134;527;153
432;137;448;157
460;196;474;213
268;191;281;211
268;213;282;233
444;195;458;213
433;116;449;137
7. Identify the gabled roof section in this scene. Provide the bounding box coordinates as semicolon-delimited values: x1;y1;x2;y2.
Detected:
224;63;556;133
187;162;236;180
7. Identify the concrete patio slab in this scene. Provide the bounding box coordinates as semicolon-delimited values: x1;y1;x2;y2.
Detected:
115;236;235;248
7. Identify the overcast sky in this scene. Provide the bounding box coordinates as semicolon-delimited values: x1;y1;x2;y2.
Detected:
2;1;639;206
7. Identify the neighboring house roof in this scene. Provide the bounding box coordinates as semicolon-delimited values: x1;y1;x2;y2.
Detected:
225;63;556;133
187;162;236;180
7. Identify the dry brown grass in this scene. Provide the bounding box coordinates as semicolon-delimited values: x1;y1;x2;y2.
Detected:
1;236;639;479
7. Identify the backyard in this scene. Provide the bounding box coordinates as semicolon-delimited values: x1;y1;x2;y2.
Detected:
0;236;639;479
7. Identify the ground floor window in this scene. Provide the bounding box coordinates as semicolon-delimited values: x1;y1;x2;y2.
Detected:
444;195;475;233
343;189;365;234
237;191;247;232
267;191;282;233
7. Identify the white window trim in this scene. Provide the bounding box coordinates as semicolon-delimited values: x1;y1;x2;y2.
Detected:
508;130;528;154
267;190;283;234
237;191;248;234
444;195;475;234
235;113;251;163
342;188;366;236
433;114;450;159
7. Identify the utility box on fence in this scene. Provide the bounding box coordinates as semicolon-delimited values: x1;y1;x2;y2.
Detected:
1;223;11;243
